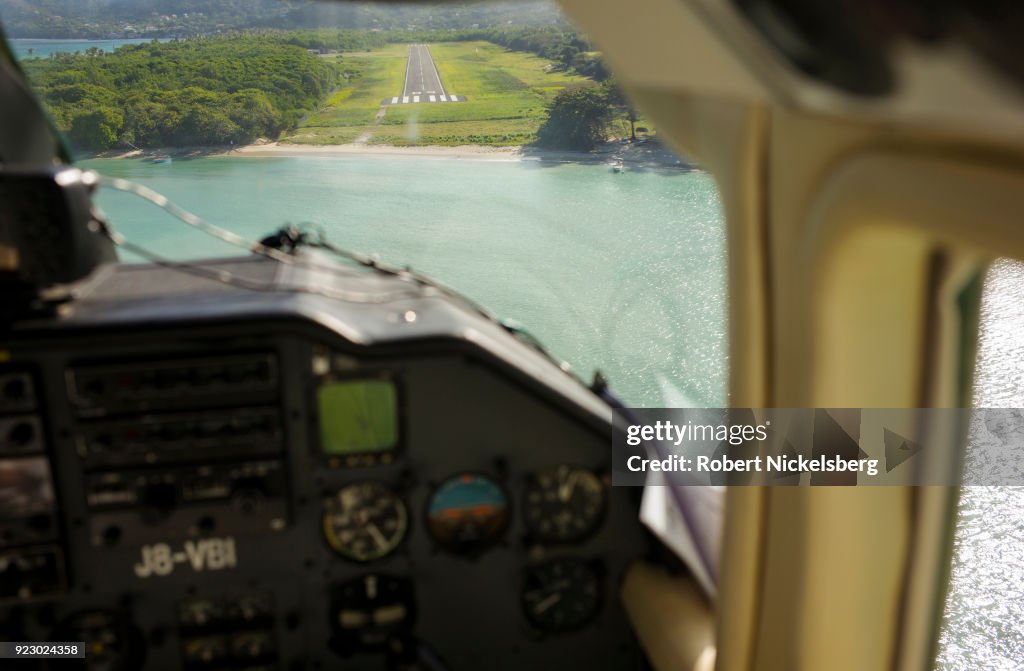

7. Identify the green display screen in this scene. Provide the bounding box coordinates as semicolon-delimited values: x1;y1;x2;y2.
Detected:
317;379;398;455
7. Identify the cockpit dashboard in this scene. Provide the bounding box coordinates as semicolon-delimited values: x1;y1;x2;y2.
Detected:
0;253;649;670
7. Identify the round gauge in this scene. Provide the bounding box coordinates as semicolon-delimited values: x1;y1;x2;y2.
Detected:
521;557;603;633
323;482;408;562
524;465;605;544
426;473;509;553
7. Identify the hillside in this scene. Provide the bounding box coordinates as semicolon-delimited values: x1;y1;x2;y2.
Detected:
0;0;566;39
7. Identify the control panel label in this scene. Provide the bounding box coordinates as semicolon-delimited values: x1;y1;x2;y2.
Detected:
133;538;237;578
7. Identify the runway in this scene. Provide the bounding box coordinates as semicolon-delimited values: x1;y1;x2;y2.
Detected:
382;45;465;105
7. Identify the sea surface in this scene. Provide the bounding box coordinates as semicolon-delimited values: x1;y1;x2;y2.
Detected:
79;155;728;408
9;38;160;59
78;154;1019;669
936;260;1024;670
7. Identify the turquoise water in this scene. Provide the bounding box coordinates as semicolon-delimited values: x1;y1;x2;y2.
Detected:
80;155;728;408
9;38;159;60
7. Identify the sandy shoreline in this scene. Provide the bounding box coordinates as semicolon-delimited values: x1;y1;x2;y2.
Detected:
92;140;696;170
234;142;525;161
94;142;519;161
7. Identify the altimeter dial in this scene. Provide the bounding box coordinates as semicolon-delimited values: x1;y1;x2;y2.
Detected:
323;482;407;562
524;465;605;544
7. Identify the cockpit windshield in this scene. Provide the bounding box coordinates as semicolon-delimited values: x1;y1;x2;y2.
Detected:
2;0;728;408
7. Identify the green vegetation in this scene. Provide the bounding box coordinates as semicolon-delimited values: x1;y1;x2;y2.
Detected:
16;24;643;151
533;80;650;150
21;36;337;151
370;118;542;148
288;41;592;147
0;0;564;39
273;29;390;53
278;26;610;82
535;84;615;150
0;0;294;38
452;26;609;81
287;43;407;145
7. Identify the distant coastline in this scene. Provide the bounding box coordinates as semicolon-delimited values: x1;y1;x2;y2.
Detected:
9;37;164;59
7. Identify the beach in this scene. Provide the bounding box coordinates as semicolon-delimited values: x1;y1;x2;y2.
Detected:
234;142;522;161
94;139;696;170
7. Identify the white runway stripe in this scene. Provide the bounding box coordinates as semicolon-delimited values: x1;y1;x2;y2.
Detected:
413;95;420;103
439;95;447;102
429;95;436;102
391;97;399;104
402;96;409;104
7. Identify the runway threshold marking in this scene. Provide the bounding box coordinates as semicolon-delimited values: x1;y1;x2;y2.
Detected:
384;45;465;105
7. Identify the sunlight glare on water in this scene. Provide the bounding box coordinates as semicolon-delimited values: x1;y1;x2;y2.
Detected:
937;259;1024;671
81;155;727;408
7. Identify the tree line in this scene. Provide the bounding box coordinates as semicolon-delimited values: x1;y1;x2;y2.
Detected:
21;36;337;151
0;0;564;39
533;80;641;151
454;26;609;81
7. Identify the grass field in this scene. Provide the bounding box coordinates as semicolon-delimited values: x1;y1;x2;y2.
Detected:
285;43;407;145
284;41;594;147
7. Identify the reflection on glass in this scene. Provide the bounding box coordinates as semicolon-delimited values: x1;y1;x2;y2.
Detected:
3;0;729;409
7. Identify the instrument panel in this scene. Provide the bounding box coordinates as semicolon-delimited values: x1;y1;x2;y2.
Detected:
0;315;649;670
